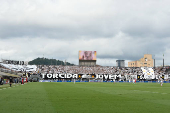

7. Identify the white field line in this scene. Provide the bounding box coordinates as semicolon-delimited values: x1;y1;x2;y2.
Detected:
152;92;159;93
142;91;150;92
161;93;167;94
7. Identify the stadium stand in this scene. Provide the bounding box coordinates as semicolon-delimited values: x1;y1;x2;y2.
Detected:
0;63;169;82
37;65;169;75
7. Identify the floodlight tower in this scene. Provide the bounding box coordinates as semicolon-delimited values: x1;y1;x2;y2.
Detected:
163;54;164;67
154;55;155;69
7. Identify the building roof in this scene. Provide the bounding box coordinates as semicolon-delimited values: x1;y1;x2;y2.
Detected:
0;71;20;77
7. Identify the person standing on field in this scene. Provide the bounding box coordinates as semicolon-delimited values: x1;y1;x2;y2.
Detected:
160;77;163;86
9;76;12;87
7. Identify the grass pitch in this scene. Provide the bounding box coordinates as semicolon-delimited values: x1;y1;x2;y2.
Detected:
0;82;170;113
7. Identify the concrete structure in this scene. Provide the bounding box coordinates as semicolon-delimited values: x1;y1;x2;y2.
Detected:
128;54;153;67
79;60;96;66
116;60;125;67
2;59;25;65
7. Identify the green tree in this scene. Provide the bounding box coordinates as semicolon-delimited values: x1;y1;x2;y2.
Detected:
28;57;74;65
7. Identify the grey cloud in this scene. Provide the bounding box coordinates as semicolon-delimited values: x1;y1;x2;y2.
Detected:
0;0;170;66
0;18;119;40
1;0;170;40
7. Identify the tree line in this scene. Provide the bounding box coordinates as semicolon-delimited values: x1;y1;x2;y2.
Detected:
28;57;74;66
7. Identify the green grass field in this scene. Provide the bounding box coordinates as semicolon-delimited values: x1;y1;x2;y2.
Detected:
0;82;170;113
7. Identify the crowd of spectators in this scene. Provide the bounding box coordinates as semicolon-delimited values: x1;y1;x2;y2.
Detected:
37;65;170;76
1;63;169;77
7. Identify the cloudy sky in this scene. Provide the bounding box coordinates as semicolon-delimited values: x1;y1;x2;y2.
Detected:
0;0;170;66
